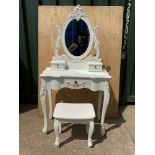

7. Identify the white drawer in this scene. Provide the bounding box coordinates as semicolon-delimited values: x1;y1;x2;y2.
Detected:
88;61;103;72
64;79;91;89
89;64;102;71
52;63;65;70
50;60;66;71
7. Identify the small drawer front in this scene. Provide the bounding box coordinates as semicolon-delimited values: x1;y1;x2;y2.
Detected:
64;79;91;89
89;64;102;72
51;63;65;71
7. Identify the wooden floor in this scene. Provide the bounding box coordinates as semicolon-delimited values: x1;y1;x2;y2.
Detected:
19;104;134;155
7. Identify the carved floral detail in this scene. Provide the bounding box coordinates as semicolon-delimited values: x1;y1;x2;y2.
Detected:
40;80;46;97
93;25;100;59
68;4;87;21
54;24;62;56
104;82;110;98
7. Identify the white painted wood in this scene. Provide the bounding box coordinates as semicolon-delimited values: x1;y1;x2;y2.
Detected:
47;89;52;120
53;103;95;147
88;61;103;72
40;5;112;138
51;54;103;71
88;121;94;147
54;119;60;147
50;59;66;71
54;24;62;56
41;68;111;79
40;69;111;135
93;25;101;59
40;79;48;134
101;82;110;136
53;103;95;120
58;122;61;134
50;4;105;73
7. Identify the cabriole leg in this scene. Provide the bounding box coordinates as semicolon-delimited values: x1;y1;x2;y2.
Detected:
59;121;61;134
88;121;94;147
40;79;48;134
101;82;110;136
48;89;53;119
54;119;60;147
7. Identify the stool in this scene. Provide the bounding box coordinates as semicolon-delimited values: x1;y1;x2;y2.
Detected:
53;103;95;147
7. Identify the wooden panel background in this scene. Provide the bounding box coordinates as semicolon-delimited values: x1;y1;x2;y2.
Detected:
38;6;123;118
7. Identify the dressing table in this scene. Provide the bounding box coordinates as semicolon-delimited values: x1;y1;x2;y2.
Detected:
40;5;112;136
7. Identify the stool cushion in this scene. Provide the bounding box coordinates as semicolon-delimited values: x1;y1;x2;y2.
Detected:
53;103;95;120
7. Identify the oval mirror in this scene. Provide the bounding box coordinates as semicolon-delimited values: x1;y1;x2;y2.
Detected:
65;19;90;57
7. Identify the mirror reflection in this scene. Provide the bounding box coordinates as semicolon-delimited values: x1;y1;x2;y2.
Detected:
65;19;90;56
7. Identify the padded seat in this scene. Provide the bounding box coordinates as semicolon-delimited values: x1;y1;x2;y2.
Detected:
53;103;95;120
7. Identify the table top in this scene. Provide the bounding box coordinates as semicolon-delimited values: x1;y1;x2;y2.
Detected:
40;67;112;79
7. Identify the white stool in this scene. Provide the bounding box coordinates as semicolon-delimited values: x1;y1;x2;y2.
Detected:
53;103;95;147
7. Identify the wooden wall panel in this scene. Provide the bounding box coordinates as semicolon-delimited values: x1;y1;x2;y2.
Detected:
38;6;123;118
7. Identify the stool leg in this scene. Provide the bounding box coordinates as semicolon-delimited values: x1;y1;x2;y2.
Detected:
88;121;94;147
59;122;61;134
54;119;60;147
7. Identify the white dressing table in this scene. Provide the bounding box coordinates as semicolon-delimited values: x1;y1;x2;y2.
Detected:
40;5;112;136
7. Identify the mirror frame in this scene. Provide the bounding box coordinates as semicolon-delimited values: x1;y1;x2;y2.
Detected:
61;6;94;60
